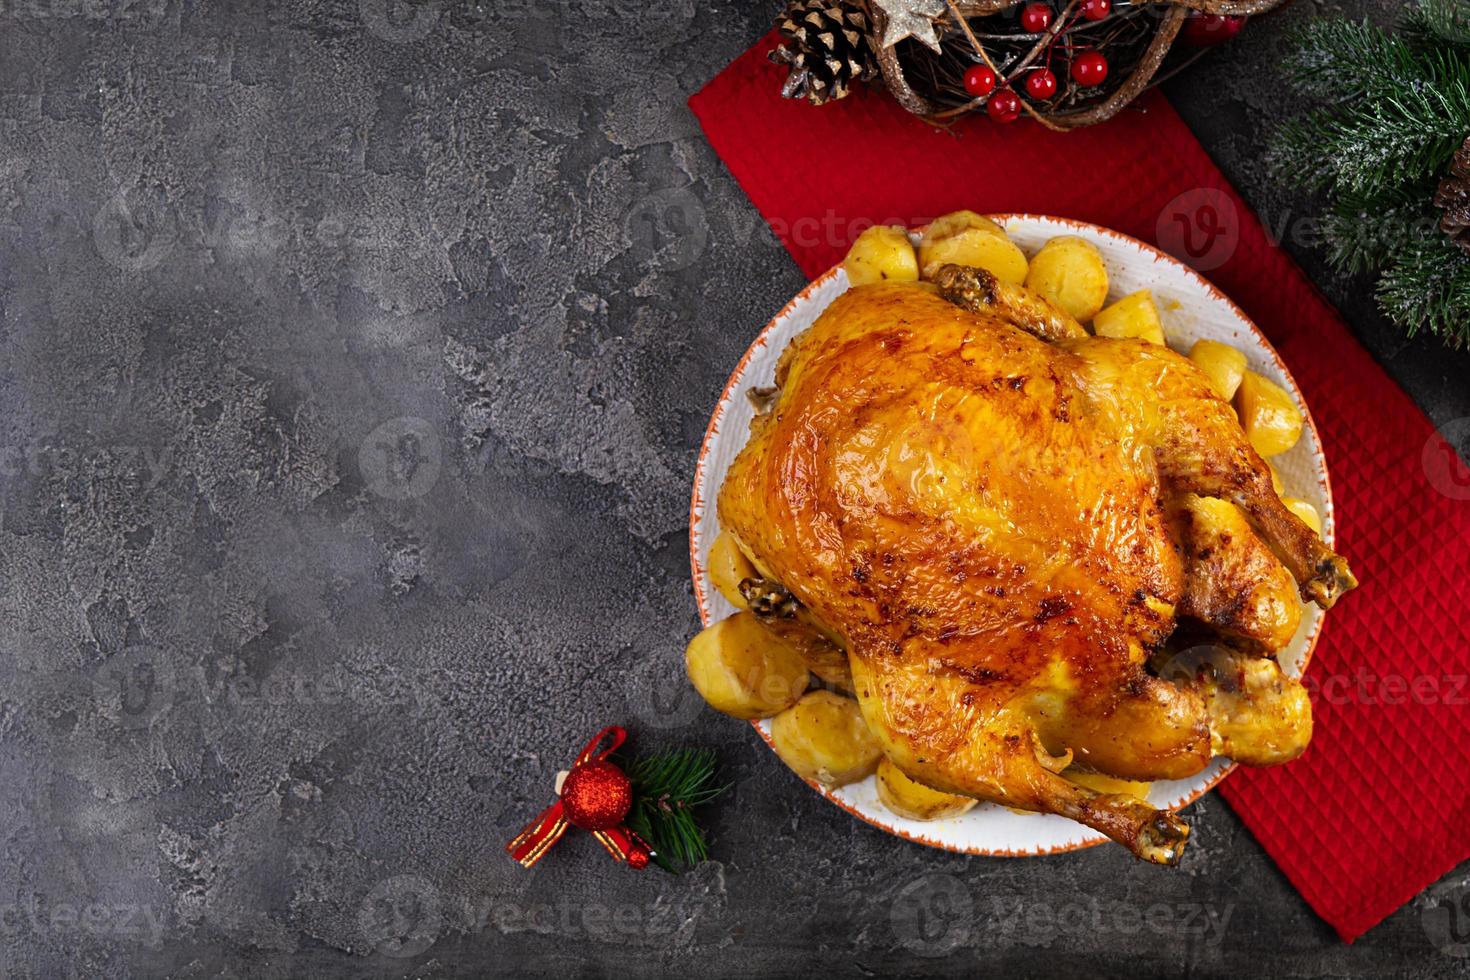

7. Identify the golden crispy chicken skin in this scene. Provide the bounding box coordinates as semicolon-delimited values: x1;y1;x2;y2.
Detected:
717;270;1356;863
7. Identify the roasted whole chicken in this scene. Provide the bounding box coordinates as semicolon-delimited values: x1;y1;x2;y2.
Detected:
711;264;1357;864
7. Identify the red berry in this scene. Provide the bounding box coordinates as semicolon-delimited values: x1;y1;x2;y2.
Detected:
986;89;1021;123
627;846;650;870
1025;68;1057;100
1181;12;1245;46
1070;50;1108;87
1080;0;1110;20
1019;2;1052;32
963;64;997;98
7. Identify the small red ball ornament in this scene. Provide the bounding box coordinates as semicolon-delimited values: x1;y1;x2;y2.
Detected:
506;726;654;871
1181;12;1245;46
1080;0;1110;21
1025;68;1057;101
560;759;633;831
963;64;997;98
1071;50;1108;87
987;89;1021;123
1019;2;1052;32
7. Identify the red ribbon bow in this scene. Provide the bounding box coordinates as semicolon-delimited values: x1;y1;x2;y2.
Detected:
505;726;652;870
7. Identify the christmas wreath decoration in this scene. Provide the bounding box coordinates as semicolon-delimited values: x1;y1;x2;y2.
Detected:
769;0;1286;129
1271;0;1470;347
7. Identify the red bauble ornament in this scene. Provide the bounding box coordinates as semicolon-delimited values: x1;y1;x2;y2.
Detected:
1182;12;1245;46
1071;50;1108;87
1080;0;1110;21
987;89;1021;123
963;64;997;98
1019;2;1052;32
506;726;652;871
561;759;633;831
1025;68;1057;101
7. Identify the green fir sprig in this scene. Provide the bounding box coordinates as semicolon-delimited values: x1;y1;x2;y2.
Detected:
620;749;723;873
1271;0;1470;346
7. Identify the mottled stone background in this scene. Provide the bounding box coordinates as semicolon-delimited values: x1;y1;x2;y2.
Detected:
0;0;1467;977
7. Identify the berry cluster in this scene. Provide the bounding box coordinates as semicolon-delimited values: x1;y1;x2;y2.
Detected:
961;0;1117;123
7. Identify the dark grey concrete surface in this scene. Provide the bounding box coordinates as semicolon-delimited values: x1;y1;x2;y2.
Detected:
0;1;1467;977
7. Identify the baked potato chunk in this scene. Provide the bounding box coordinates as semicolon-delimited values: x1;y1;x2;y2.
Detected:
685;612;809;720
922;209;1005;243
1063;769;1153;802
876;757;977;821
1234;370;1303;457
919;227;1029;284
1092;289;1165;345
707;531;755;609
843;225;919;286
1188;339;1248;401
1281;497;1322;536
1024;235;1109;321
770;690;881;787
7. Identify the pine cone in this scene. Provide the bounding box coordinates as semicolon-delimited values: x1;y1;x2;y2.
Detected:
769;0;878;106
1435;136;1470;254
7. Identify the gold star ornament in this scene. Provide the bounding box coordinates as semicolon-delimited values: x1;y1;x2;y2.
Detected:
871;0;948;53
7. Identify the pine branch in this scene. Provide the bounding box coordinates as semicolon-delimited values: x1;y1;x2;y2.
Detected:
1272;11;1470;197
1280;81;1470;197
1280;19;1424;103
1320;184;1441;274
622;749;724;873
1273;0;1470;348
1377;234;1470;346
1405;0;1470;48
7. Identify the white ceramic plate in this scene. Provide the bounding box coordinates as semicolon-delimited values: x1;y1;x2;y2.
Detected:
689;215;1334;857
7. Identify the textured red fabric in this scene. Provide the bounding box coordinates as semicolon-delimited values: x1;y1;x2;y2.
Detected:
689;33;1470;943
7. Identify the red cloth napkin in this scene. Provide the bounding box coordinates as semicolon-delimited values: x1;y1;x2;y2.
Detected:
690;33;1470;943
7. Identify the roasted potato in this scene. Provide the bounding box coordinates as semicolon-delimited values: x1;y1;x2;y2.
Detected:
1188;339;1248;401
685;611;809;720
1282;497;1322;536
844;225;919;286
1063;769;1153;802
707;531;755;609
1234;370;1303;457
876;757;977;821
922;209;1005;243
1024;235;1109;321
1267;461;1284;495
919;227;1029;284
1092;289;1165;346
770;690;881;786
